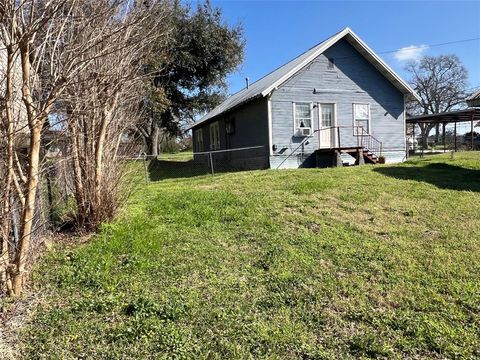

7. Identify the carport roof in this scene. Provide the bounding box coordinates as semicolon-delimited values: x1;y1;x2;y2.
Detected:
406;108;480;124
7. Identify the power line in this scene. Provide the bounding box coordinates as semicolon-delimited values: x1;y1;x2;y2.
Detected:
376;37;480;56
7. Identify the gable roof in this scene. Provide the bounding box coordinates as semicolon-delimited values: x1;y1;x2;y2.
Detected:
467;89;480;107
191;27;420;129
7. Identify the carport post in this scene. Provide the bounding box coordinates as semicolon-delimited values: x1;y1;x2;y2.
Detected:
454;122;457;152
443;122;446;152
412;123;416;154
471;115;475;150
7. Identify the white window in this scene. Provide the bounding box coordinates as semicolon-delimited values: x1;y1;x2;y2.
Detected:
209;121;220;150
294;102;312;136
353;103;370;135
195;128;204;152
320;104;334;127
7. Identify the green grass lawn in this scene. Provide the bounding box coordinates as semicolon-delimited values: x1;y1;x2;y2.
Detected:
21;152;480;359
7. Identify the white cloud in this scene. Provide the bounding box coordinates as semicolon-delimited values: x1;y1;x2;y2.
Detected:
393;45;429;63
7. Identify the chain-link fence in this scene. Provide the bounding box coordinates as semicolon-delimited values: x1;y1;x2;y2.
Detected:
128;145;269;182
0;152;76;298
408;121;480;157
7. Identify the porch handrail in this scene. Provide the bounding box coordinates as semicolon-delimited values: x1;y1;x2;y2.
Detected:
275;126;383;169
317;125;383;157
275;129;320;169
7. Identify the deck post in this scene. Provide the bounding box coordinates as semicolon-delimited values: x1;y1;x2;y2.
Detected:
334;151;343;167
355;149;365;165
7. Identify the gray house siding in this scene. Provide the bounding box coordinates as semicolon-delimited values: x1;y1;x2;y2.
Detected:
270;38;406;168
192;97;270;169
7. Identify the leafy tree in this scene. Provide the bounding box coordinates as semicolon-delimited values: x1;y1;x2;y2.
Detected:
405;55;469;146
138;1;244;156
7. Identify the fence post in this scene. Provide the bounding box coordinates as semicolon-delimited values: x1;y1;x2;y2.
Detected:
143;154;149;184
209;151;215;176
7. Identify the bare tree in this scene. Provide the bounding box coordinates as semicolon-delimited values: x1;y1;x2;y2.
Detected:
0;0;172;297
63;2;172;229
405;54;469;147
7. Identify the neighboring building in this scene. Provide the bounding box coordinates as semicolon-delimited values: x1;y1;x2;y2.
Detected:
190;28;420;169
467;89;480;108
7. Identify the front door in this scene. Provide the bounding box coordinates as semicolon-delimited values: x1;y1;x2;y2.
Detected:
319;103;336;148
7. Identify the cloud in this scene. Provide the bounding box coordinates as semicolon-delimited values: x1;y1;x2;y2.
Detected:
393;45;429;62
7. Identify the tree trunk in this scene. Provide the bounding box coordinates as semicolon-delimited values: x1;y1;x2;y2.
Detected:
94;92;119;224
145;123;159;159
11;41;45;297
1;48;17;295
11;123;42;296
69;122;87;227
418;123;436;149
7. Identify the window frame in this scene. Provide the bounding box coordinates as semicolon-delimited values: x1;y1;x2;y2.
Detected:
293;102;313;136
352;103;370;135
319;103;336;128
209;121;220;150
194;128;204;152
225;117;236;135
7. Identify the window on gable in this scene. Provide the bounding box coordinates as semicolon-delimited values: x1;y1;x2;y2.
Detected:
294;102;312;136
209;121;220;150
353;103;370;135
195;128;204;152
328;58;335;69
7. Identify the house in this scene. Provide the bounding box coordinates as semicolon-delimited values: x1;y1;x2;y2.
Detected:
467;89;480;108
190;28;420;169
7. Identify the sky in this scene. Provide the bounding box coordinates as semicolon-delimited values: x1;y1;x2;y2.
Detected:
209;0;480;97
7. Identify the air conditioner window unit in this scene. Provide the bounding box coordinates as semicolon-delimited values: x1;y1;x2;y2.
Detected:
296;127;311;136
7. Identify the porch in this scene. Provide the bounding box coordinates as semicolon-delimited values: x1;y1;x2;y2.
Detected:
275;125;383;169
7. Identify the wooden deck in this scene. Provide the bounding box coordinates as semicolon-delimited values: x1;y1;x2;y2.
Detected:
316;147;379;166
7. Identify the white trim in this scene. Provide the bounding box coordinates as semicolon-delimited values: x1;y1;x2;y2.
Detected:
318;103;337;148
318;103;336;128
261;28;420;102
293;102;313;136
403;94;407;159
346;30;421;102
268;96;273;155
353;103;371;135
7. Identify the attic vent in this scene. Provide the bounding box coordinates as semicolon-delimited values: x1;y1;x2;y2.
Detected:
328;58;335;69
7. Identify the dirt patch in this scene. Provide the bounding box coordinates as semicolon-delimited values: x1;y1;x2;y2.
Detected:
1;293;40;359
